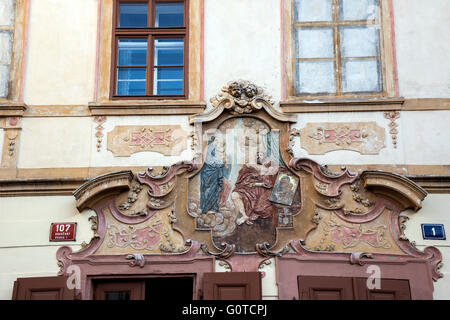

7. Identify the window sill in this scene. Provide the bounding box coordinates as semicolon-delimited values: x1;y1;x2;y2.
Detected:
88;100;206;116
280;98;450;113
280;97;405;113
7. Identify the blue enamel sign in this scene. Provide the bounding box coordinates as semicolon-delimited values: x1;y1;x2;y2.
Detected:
421;224;446;240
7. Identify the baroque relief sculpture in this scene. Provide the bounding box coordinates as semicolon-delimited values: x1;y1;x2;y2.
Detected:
107;125;188;157
299;122;386;155
56;81;442;299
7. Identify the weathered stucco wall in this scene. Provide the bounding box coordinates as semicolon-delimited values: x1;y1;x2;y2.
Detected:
90;115;193;167
291;110;450;166
23;0;97;105
14;109;450;170
18;117;92;168
394;0;450;98
0;196;93;300
404;194;450;300
204;0;281;105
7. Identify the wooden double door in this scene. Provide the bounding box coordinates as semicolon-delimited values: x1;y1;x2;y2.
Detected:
12;272;262;300
298;276;411;300
12;273;411;300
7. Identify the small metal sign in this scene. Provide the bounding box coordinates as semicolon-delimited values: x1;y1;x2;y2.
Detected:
421;224;446;240
49;222;77;242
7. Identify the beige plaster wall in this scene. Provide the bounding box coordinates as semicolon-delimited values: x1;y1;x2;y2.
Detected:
18;117;92;168
23;0;98;105
91;115;193;167
404;194;450;299
0;196;93;300
204;0;281;106
394;0;450;98
291;110;450;166
14;108;450;169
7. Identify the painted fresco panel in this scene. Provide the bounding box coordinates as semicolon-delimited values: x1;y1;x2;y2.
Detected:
188;117;301;253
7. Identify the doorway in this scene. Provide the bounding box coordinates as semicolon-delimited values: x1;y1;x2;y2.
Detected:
93;276;194;301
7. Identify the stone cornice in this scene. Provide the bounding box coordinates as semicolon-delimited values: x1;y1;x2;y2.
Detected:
73;171;134;211
362;170;428;211
88;101;206;116
0;173;449;198
280;98;450;113
0;103;27;117
0;178;88;197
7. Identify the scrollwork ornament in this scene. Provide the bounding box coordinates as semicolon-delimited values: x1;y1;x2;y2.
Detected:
218;260;232;271
200;242;235;259
286;128;301;156
88;215;100;238
312;207;321;225
399;215;410;241
118;181;143;212
256;242;290;257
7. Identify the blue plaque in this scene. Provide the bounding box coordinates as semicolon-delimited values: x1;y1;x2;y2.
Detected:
421;224;446;240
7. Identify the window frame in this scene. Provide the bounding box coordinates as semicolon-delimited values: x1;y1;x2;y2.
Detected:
284;0;397;100
110;0;189;100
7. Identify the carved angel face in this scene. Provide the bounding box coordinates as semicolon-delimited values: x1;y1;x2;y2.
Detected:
244;84;258;99
229;82;243;98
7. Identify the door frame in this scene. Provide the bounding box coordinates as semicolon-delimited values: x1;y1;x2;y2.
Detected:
57;241;215;300
276;247;440;300
91;274;197;300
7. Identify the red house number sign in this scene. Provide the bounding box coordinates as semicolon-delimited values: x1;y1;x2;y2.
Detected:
50;223;77;242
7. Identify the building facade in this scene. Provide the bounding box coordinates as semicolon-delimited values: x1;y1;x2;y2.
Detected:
1;0;449;300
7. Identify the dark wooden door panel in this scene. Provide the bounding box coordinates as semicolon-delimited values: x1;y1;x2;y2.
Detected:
298;276;355;300
355;278;411;300
298;276;412;300
12;276;74;300
203;272;261;300
217;285;247;300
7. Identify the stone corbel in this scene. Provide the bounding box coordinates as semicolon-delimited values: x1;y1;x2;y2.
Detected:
1;116;23;171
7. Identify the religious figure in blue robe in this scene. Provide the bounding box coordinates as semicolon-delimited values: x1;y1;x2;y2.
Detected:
200;136;231;214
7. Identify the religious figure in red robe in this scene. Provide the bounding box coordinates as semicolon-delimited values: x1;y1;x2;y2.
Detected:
232;152;281;225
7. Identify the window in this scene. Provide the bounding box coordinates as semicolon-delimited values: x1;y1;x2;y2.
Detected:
286;0;395;98
111;0;188;99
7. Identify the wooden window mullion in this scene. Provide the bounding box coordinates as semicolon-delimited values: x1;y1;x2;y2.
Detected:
148;0;153;28
148;34;154;95
147;0;152;96
332;0;342;95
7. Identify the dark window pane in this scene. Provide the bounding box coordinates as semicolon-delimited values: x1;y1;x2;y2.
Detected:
155;2;184;27
154;67;183;95
117;68;146;95
118;39;147;66
154;39;183;66
104;291;130;300
119;2;148;27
